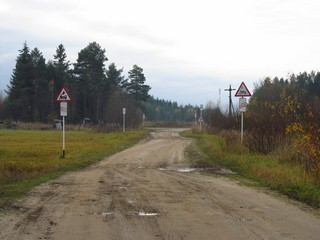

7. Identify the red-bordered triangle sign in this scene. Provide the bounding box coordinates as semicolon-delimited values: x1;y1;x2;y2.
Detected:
56;86;72;102
235;82;251;97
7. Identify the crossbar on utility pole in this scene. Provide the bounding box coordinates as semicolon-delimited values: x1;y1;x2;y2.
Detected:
224;85;236;118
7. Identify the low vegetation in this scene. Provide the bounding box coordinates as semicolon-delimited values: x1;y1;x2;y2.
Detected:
0;128;148;203
183;129;320;208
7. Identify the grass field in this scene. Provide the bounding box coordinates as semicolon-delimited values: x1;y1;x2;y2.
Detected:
0;129;148;202
183;131;320;208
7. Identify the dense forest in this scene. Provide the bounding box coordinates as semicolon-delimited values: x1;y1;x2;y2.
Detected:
144;98;197;122
0;42;196;126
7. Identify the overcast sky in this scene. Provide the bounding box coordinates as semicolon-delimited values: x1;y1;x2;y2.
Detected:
1;0;320;107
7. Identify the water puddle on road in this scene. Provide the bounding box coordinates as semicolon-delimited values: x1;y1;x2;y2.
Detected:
157;167;196;173
158;166;236;175
96;210;159;221
158;167;169;171
176;168;196;173
135;211;159;217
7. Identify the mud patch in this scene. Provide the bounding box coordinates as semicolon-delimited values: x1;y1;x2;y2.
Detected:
102;212;115;222
26;206;44;222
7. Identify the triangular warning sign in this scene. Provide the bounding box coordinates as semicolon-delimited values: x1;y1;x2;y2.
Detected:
56;86;72;102
235;82;251;97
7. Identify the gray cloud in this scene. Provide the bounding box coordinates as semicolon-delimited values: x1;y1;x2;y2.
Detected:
1;0;320;105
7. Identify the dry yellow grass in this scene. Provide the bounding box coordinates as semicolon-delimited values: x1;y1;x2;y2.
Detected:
183;130;320;207
0;129;148;201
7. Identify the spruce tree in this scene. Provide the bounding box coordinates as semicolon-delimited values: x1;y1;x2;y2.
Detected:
53;44;71;89
106;63;125;89
6;42;34;121
30;47;49;122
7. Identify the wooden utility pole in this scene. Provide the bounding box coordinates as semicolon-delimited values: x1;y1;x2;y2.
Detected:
224;85;236;118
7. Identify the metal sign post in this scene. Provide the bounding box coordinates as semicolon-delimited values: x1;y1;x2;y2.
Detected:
56;86;72;158
123;108;126;133
235;82;251;144
60;102;67;157
62;116;65;157
239;98;247;143
199;104;203;133
240;109;244;144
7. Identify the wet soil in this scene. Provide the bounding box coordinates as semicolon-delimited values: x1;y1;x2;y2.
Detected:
1;128;320;240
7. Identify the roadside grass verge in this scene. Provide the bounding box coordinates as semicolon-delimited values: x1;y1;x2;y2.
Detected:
182;131;320;208
0;129;148;203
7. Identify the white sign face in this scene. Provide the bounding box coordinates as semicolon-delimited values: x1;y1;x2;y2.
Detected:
235;82;251;97
123;108;126;114
60;102;68;116
239;98;247;112
56;87;72;102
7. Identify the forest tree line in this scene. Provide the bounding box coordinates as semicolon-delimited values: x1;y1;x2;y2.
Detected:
204;71;320;176
2;42;319;174
0;42;196;127
246;72;320;174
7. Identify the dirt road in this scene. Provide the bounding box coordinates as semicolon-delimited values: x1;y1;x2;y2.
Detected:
1;128;320;240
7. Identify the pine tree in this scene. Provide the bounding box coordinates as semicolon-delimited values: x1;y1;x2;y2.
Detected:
6;42;35;121
30;47;49;121
106;63;125;89
73;42;109;121
122;65;151;104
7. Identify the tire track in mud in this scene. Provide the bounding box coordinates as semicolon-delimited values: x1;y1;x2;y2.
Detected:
96;163;269;239
1;128;320;240
97;165;166;240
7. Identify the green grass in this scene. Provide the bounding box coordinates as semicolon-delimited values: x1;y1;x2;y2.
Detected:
182;131;320;208
0;129;148;202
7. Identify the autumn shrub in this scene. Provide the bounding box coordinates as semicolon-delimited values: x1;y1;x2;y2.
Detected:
245;74;320;178
286;121;320;180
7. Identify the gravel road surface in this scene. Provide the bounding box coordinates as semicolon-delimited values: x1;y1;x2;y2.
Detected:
1;128;320;240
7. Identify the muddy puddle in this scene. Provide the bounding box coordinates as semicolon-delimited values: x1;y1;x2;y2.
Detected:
157;166;235;175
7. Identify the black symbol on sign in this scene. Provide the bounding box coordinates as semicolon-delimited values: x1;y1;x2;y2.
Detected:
60;91;68;100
